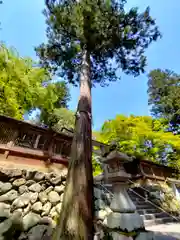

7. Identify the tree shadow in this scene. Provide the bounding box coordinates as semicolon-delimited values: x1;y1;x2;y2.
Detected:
0;216;54;240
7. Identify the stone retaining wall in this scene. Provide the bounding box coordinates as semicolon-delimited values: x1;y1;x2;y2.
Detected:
0;167;113;240
0;167;67;240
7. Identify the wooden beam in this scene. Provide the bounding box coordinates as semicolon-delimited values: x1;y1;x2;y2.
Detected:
0;143;69;164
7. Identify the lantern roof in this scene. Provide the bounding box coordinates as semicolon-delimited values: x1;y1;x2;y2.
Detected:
102;150;132;164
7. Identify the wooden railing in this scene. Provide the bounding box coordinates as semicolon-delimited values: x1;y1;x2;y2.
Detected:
124;157;179;181
139;160;178;181
0;115;72;164
0;115;109;166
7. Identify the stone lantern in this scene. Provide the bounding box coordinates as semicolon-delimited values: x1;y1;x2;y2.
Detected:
102;150;153;240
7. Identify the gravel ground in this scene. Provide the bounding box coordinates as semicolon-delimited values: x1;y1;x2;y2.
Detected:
146;223;180;240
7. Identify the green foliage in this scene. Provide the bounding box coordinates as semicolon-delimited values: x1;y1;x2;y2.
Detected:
102;228;137;239
0;44;70;119
103;230;113;240
98;115;180;167
92;155;103;176
36;0;161;86
148;69;180;133
160;183;180;214
147;182;180;215
40;107;75;132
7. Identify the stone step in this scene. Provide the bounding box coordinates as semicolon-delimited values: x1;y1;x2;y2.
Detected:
132;200;149;205
136;204;155;210
137;208;161;215
128;193;139;197
130;198;141;202
130;196;146;203
130;199;140;204
141;212;170;221
144;217;176;227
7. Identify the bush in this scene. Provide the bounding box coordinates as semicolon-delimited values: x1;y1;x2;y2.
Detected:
147;182;180;215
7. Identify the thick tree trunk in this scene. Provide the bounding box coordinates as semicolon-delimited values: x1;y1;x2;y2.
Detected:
53;49;94;240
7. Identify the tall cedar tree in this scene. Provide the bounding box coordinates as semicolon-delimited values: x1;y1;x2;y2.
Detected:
36;0;161;239
148;69;180;134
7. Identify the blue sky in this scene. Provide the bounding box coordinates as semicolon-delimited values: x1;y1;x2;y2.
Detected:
1;0;180;130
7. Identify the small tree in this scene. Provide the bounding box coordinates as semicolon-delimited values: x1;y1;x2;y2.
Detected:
98;115;180;165
40;107;75;132
0;44;69;119
148;69;180;133
36;1;161;239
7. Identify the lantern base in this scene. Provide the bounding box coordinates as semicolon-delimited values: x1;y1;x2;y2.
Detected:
110;182;136;213
106;212;144;232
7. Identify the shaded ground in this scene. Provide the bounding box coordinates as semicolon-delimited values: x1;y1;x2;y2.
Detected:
146;223;180;240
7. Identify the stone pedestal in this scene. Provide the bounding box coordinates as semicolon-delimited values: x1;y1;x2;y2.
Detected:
106;183;144;233
110;183;136;213
104;182;154;240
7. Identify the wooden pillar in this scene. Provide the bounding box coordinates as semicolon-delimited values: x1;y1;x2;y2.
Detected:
47;137;54;164
34;134;41;149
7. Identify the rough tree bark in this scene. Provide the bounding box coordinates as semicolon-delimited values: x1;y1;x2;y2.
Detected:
53;49;94;240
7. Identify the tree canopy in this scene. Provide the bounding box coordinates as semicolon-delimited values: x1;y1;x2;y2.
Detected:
36;0;161;86
0;44;70;119
39;107;75;132
98;115;180;168
148;69;180;133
